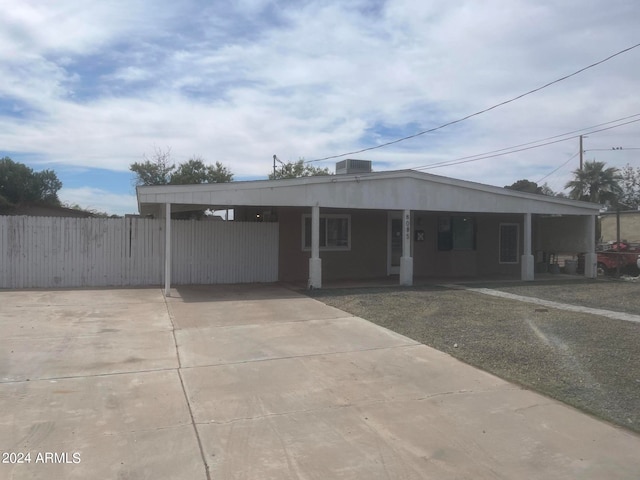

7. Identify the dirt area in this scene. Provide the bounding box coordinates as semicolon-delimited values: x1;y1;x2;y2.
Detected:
308;280;640;434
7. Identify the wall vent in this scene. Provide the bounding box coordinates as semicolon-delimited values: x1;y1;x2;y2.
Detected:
335;159;372;175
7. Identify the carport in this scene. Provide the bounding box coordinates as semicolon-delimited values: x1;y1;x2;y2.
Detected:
136;167;602;295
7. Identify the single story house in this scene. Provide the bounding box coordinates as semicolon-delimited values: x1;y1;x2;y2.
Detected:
136;160;601;294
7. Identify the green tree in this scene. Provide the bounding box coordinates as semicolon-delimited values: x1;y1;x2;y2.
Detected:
171;157;233;184
0;157;62;206
504;179;556;196
564;161;622;205
619;163;640;209
539;183;556;196
505;179;543;194
268;159;330;180
130;149;233;186
130;149;234;219
130;147;175;186
36;169;63;204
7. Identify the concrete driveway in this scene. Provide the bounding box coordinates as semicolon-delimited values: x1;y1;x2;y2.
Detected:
1;284;639;479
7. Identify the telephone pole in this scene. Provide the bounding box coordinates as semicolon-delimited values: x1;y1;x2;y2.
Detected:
272;154;283;178
579;135;583;170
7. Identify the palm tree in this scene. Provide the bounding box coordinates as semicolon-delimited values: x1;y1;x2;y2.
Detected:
564;161;622;205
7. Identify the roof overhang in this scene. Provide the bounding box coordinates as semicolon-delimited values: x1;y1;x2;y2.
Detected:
137;169;601;217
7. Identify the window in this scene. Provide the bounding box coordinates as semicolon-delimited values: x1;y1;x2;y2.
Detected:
438;216;476;251
303;215;350;250
499;223;519;263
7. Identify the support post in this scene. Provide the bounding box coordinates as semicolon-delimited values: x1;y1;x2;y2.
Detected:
308;205;322;289
399;209;413;286
164;203;172;297
584;214;597;279
521;212;534;281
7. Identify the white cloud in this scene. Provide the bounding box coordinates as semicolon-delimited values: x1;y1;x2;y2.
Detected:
0;1;178;57
1;0;639;196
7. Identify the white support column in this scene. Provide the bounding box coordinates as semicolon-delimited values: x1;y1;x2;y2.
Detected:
521;212;534;281
308;205;322;289
399;209;413;286
584;215;597;278
164;202;172;297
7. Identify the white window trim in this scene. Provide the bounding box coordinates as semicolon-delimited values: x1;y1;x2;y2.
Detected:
302;214;351;251
499;223;520;264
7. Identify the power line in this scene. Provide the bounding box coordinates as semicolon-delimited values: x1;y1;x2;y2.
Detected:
415;137;576;170
536;152;579;183
305;42;640;164
299;114;639;184
585;147;640;152
583;118;640;136
409;113;640;171
412;117;640;171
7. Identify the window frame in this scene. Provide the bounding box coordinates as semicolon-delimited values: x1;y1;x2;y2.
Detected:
302;214;351;251
437;215;476;251
498;223;520;264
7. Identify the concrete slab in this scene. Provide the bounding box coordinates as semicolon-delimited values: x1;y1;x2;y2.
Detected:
1;289;177;382
194;366;640;480
198;408;409;480
2;330;177;381
197;398;638;480
1;370;190;439
356;394;640;479
2;284;640;479
0;370;206;479
181;344;508;424
0;303;172;338
0;288;166;306
176;317;419;368
167;283;302;302
169;296;353;329
3;426;205;480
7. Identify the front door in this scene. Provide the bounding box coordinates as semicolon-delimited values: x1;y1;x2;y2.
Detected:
388;212;403;275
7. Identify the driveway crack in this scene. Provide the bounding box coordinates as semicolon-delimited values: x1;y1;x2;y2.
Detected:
164;292;211;480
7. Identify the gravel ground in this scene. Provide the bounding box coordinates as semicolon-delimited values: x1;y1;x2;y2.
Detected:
486;277;640;315
308;280;640;434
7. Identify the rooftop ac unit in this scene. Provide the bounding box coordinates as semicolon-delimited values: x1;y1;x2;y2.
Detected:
335;159;372;175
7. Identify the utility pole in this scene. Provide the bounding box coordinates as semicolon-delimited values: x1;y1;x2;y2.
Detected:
579;135;584;170
272;155;283;178
615;206;622;278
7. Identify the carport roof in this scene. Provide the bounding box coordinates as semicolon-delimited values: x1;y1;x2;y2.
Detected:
136;169;601;217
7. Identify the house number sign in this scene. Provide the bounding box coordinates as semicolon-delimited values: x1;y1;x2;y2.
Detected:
405;213;410;240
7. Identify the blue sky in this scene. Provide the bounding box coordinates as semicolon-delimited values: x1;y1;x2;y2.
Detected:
1;0;639;215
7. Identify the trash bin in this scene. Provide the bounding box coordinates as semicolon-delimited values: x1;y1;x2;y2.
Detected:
564;259;577;275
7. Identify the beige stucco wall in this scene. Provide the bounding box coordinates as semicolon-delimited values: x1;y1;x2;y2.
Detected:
600;212;640;243
413;213;522;278
277;207;387;282
276;208;598;282
278;209;526;282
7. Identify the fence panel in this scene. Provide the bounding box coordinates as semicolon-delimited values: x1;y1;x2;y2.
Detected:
0;216;279;288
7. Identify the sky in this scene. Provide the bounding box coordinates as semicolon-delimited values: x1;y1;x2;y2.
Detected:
1;0;639;215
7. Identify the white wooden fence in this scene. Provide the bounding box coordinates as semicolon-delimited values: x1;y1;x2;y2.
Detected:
0;216;279;288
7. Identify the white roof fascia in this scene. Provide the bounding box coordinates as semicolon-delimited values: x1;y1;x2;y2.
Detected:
137;170;600;216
